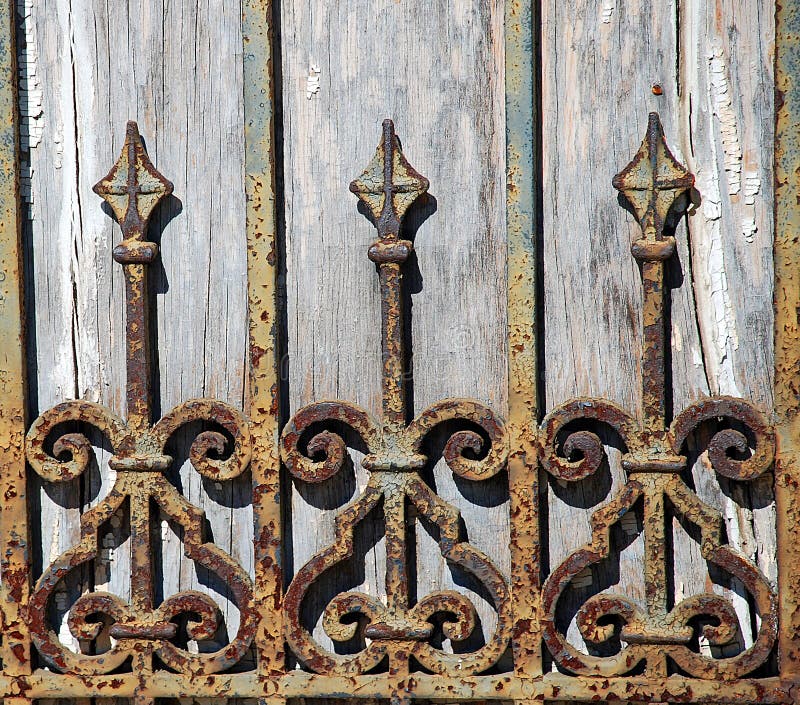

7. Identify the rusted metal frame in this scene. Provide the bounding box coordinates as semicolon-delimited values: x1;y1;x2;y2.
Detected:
279;120;511;703
0;0;32;702
775;0;800;680
22;123;256;693
4;671;798;702
537;114;777;681
242;0;285;687
505;0;540;680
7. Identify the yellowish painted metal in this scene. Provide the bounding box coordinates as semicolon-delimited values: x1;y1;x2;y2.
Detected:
242;0;285;680
0;0;790;701
505;0;540;679
774;0;800;679
2;671;795;703
0;0;31;694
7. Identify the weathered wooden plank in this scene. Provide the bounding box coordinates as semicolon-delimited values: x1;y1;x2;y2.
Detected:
677;0;776;598
20;0;251;653
541;0;774;663
279;0;508;654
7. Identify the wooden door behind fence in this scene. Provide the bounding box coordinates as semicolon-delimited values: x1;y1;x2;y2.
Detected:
13;0;782;701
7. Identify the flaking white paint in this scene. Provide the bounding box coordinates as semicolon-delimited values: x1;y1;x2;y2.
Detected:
708;46;743;196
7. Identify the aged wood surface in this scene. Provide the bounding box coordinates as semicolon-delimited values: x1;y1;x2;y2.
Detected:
18;0;776;676
541;0;775;661
18;0;251;656
279;0;508;654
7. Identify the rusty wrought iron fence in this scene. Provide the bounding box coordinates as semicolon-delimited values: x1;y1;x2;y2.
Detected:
0;1;798;704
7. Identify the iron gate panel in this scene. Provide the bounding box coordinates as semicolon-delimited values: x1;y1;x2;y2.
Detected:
0;1;794;703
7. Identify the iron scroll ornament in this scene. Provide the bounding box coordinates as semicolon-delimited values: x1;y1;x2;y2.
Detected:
538;113;777;679
281;120;511;677
24;123;256;676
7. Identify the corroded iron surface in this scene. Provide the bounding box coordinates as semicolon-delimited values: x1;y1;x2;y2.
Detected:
24;123;256;678
0;0;790;696
281;120;511;681
0;0;31;692
505;0;541;679
775;0;800;678
538;113;777;679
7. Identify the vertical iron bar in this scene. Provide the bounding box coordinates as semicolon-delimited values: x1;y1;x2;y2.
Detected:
122;263;151;433
93;123;173;691
505;0;540;678
774;0;800;677
378;262;407;431
242;0;285;680
0;0;31;690
640;259;667;436
370;119;410;433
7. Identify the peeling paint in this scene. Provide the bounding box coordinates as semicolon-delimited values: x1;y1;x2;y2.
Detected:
16;0;43;151
692;64;742;395
708;46;742;196
741;171;760;242
601;0;615;24
306;63;321;99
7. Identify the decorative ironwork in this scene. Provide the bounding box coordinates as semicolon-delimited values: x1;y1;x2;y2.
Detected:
23;122;256;677
0;0;787;691
281;119;511;677
538;113;777;679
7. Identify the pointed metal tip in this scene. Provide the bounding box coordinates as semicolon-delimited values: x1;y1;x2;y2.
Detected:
382;119;397;147
93;121;174;230
350;119;429;229
612;112;694;245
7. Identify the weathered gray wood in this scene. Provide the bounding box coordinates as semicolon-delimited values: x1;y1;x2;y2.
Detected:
541;0;775;659
20;0;251;652
280;0;509;652
677;0;777;598
19;0;776;677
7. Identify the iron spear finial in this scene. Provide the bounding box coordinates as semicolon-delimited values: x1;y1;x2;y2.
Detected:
93;121;174;265
93;122;173;430
349;118;429;244
613;112;694;260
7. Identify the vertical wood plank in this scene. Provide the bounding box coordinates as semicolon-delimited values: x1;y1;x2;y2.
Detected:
540;0;775;661
279;0;508;653
21;0;250;649
541;1;684;652
677;0;776;610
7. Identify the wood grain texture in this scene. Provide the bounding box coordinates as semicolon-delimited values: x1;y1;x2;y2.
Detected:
19;0;251;655
279;0;509;655
541;0;775;662
18;0;776;678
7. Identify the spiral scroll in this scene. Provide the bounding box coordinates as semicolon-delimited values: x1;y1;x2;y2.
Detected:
282;398;511;676
25;400;255;676
538;396;777;678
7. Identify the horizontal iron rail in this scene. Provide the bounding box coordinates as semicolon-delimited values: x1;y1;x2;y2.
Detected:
0;672;795;703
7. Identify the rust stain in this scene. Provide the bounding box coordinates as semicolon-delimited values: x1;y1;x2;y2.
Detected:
775;0;800;680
